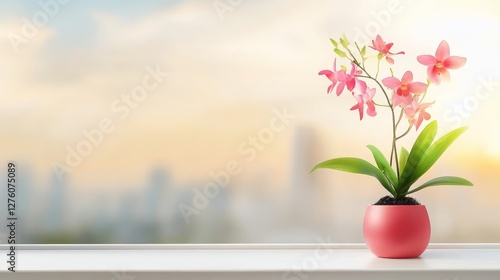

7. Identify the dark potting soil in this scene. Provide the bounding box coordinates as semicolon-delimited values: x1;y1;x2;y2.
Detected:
373;195;421;205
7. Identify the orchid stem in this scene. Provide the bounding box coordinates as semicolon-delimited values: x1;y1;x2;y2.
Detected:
396;125;413;140
354;42;366;68
418;91;428;105
395;108;404;128
375;59;381;79
373;102;390;107
353;60;400;177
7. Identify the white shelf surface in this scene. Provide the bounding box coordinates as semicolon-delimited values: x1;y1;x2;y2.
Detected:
1;243;500;279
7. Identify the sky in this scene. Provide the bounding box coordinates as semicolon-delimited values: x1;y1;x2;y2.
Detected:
1;0;500;190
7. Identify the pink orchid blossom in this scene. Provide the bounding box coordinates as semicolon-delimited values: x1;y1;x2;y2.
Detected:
318;59;346;95
392;92;413;107
369;35;405;64
404;98;434;130
319;62;361;96
318;58;347;96
350;80;377;120
337;62;362;94
417;40;467;85
382;71;428;97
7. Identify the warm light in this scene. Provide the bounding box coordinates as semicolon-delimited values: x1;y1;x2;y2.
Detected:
487;142;500;158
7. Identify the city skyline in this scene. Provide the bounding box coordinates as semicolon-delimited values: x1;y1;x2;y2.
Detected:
1;124;499;243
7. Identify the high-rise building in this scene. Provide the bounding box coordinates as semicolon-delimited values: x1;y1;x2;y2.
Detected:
43;173;67;233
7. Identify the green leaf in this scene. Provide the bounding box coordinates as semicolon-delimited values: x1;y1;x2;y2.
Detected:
409;126;468;185
329;38;338;48
340;34;349;48
334;48;347;57
398;121;438;193
403;176;473;195
311;157;396;196
399;146;409;177
367;145;398;187
360;46;366;57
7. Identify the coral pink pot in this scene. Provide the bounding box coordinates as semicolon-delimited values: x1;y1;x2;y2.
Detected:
363;205;431;258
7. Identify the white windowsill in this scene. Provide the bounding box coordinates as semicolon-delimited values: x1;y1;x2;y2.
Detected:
1;243;500;279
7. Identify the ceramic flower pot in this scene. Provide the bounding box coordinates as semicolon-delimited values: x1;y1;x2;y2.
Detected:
363;204;431;258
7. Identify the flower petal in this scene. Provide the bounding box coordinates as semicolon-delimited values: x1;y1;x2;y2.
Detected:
336;83;345;96
384;42;394;54
392;93;412;107
386;56;395;64
443;56;467;69
404;107;416;118
346;77;356;91
366;87;376;99
318;70;334;79
396;87;410;97
335;70;347;81
435;40;450;61
356;79;367;93
370;35;384;52
428;66;441;85
420;102;434;110
388;50;405;55
392;94;402;107
440;68;451;82
382;77;401;90
401;71;413;84
350;96;364;120
423;111;431;120
414;114;424;131
327;84;335;94
407;82;428;94
417;55;437;66
366;102;377;117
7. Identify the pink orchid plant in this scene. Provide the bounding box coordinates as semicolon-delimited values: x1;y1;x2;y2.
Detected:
312;35;472;200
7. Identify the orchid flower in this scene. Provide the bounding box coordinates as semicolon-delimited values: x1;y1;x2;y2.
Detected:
350;80;377;120
382;71;428;97
337;62;362;94
369;35;405;64
392;92;413;107
417;40;467;85
404;98;434;131
318;58;347;95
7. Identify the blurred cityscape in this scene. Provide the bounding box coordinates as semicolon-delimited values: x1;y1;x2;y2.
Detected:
1;125;500;244
0;127;333;244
